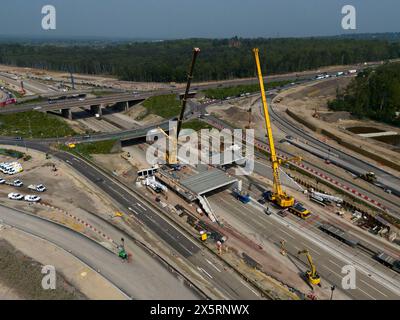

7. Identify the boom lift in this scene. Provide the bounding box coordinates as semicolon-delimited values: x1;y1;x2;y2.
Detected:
159;47;200;165
253;48;294;208
298;249;321;286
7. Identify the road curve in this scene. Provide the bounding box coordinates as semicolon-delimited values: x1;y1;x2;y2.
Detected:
0;205;202;300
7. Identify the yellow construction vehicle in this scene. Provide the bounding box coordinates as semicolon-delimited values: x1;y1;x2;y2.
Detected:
298;249;321;286
158;47;200;165
253;48;294;208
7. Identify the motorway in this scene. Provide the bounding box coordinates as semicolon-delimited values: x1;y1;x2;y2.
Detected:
208;192;400;300
268;102;400;198
203;113;400;218
0;139;263;300
0;205;200;300
0;66;367;115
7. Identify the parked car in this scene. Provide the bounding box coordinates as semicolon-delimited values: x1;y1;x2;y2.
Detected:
13;179;23;187
264;207;272;216
24;195;41;202
28;184;46;192
277;209;289;217
0;179;5;184
8;192;24;200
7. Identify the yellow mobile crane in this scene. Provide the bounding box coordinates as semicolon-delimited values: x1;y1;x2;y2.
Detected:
253;48;295;208
159;47;200;165
298;249;321;286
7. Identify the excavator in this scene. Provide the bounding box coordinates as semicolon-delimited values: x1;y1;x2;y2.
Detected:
253;48;296;208
298;249;321;286
158;47;200;165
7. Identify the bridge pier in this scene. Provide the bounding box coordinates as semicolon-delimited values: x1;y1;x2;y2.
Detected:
61;108;72;120
90;104;103;117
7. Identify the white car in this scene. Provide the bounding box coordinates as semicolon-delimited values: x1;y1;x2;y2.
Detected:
28;184;46;192
24;195;41;202
8;193;24;200
13;179;23;187
0;179;5;184
36;184;46;192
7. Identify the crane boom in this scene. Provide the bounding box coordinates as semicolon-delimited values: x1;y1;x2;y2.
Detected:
253;48;294;207
157;47;200;165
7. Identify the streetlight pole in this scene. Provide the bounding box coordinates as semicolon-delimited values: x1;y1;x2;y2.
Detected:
330;285;336;300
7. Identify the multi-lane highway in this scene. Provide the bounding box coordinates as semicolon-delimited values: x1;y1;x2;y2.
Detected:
208;192;400;300
0;65;370;115
268;102;400;198
0;138;263;300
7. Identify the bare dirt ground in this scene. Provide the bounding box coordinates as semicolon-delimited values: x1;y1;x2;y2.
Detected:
0;65;172;92
0;61;377;94
0;146;123;241
0;146;136;298
273;78;400;172
0;226;126;300
0;238;86;300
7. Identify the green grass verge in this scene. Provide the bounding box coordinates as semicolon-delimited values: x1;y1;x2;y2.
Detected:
59;140;116;158
203;80;293;100
0;148;29;160
142;94;181;119
91;90;119;97
182;120;213;131
0;111;76;138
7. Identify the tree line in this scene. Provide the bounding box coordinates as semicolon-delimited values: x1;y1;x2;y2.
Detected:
1;37;400;82
328;62;400;127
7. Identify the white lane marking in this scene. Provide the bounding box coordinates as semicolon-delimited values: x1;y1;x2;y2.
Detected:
360;279;388;298
136;203;147;211
358;287;377;300
278;227;295;240
240;280;259;297
197;267;213;279
206;259;221;272
128;207;138;215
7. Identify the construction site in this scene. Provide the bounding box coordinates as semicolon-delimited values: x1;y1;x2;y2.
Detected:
0;37;400;302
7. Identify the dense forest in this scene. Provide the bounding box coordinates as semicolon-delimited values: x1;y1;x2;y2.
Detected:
1;37;400;82
328;62;400;127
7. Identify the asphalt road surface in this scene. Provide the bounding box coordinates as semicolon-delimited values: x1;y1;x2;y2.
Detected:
0;205;200;299
0;139;262;300
209;192;400;300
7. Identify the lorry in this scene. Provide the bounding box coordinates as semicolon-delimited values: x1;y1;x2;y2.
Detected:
360;171;377;183
232;189;250;204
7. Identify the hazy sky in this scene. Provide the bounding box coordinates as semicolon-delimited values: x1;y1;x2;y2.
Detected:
1;0;399;39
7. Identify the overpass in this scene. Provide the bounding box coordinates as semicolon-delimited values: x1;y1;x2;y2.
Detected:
0;68;331;118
